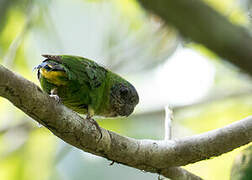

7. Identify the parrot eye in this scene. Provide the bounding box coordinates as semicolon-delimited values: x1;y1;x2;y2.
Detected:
120;88;129;97
44;65;52;71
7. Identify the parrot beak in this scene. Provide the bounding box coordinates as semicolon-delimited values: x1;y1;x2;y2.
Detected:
33;62;48;71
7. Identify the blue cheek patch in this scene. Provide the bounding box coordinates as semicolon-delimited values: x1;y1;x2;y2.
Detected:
33;62;48;71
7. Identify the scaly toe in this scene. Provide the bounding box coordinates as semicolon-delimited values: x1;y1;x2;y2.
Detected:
88;118;103;141
49;94;61;103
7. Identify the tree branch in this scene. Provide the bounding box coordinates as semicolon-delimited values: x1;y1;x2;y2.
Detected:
0;65;202;180
138;0;252;76
2;65;252;179
0;66;250;180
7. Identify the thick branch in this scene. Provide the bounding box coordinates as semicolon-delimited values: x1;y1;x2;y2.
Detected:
138;0;252;75
2;65;252;179
0;65;202;179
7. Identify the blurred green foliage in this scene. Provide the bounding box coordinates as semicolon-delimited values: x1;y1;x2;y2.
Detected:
1;0;252;179
230;145;252;180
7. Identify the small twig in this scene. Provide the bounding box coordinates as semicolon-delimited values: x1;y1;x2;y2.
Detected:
164;105;173;140
110;161;115;166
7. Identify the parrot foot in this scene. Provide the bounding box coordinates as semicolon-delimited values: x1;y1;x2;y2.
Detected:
49;94;61;103
50;88;60;103
87;116;103;141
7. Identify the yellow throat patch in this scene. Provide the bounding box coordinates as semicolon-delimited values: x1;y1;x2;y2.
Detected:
40;68;67;86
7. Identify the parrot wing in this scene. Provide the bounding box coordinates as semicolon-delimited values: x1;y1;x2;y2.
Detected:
42;55;107;89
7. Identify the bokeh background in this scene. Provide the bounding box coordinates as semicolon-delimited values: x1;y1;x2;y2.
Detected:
1;0;252;179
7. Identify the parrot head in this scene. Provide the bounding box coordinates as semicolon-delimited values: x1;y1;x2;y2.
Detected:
110;82;139;117
34;60;68;86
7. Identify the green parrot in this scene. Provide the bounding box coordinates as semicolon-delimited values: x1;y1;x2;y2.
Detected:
34;55;139;119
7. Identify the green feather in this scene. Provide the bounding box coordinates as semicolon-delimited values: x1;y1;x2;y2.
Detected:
48;55;107;89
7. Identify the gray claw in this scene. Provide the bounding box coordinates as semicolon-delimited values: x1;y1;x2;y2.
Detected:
88;117;103;141
49;94;61;103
